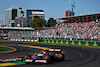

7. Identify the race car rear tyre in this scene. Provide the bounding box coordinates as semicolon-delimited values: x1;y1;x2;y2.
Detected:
45;55;53;64
58;53;65;61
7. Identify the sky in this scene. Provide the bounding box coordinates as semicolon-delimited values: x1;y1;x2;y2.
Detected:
0;0;100;25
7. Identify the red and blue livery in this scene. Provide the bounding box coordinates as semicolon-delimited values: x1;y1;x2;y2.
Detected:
21;48;65;64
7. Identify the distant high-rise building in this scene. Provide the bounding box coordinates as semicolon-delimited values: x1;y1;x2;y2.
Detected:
27;10;45;26
5;7;24;27
65;10;75;17
65;10;71;17
14;17;27;27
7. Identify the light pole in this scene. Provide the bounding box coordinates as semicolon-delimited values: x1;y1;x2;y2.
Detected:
75;22;77;40
83;22;84;41
0;21;1;27
15;17;20;27
21;17;23;27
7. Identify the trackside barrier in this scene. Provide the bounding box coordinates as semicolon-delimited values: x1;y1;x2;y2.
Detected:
0;57;23;63
8;39;39;42
41;39;100;47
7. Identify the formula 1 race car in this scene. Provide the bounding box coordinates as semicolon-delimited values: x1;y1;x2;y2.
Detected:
21;48;65;64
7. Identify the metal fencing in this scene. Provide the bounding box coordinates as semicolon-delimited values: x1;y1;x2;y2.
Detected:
8;28;100;42
0;30;8;39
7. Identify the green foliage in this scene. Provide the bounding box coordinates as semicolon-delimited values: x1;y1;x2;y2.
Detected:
31;17;46;28
0;46;14;51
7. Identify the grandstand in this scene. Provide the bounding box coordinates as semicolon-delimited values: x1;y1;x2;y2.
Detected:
0;27;34;30
8;20;100;42
2;13;100;42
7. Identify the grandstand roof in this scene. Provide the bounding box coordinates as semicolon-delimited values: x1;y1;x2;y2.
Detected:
0;27;35;30
58;13;100;20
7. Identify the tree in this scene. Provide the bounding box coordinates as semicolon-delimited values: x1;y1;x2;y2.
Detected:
47;18;57;27
31;17;46;28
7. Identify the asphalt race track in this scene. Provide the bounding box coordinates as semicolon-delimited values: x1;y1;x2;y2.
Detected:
0;42;41;59
0;42;100;67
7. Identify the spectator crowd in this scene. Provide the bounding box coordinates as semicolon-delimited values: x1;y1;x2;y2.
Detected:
38;21;100;39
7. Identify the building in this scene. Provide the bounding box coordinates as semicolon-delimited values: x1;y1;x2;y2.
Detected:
65;10;71;17
14;17;27;27
5;7;24;27
48;18;57;27
27;10;45;26
58;13;100;23
65;10;75;17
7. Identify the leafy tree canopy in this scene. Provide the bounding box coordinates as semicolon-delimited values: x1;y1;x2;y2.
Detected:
31;17;46;28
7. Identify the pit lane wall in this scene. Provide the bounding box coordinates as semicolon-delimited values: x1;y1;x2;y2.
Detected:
41;39;100;47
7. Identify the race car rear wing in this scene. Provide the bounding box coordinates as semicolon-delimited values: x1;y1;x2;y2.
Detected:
49;49;61;51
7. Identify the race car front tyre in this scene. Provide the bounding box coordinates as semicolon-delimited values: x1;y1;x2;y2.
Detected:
45;55;53;64
21;53;31;62
58;53;65;61
21;57;24;62
25;62;31;64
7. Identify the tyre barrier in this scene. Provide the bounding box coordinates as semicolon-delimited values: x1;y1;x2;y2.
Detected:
41;39;100;47
0;57;23;63
8;39;39;42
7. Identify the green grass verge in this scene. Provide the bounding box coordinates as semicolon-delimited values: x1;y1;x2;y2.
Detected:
0;46;14;51
10;61;25;64
0;39;8;41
